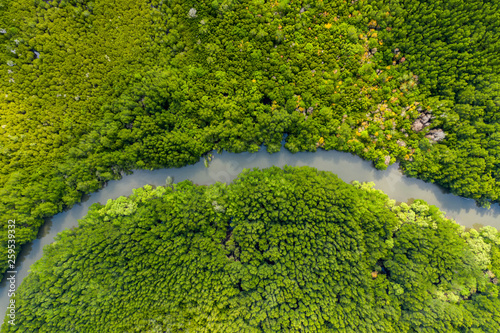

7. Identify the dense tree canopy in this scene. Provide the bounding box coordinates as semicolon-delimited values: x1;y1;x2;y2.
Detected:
0;0;499;272
362;0;500;207
3;167;499;332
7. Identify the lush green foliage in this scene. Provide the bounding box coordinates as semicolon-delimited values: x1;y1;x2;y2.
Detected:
4;167;499;332
1;0;499;272
362;0;500;206
0;0;174;272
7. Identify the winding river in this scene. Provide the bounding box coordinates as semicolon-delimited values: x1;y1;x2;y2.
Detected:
2;148;500;323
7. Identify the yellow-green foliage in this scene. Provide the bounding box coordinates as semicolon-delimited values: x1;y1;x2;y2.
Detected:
1;0;499;274
3;167;500;332
0;0;170;272
366;0;500;206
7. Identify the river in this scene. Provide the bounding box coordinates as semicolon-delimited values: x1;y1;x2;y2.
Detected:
1;148;500;323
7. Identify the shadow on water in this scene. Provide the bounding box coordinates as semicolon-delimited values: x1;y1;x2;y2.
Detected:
1;146;500;322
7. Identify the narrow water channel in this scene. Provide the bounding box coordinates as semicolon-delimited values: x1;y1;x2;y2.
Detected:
2;148;499;323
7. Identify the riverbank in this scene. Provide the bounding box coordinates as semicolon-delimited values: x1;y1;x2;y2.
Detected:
1;147;499;324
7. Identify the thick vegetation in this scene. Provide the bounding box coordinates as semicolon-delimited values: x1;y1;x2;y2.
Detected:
3;167;500;332
0;0;499;272
363;0;500;207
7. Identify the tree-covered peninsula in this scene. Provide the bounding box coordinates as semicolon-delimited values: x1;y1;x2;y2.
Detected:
1;0;499;272
3;167;499;332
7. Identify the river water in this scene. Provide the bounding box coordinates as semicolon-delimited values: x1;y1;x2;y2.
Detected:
1;148;500;323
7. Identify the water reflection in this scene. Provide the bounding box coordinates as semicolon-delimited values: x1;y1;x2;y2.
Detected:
1;147;499;322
